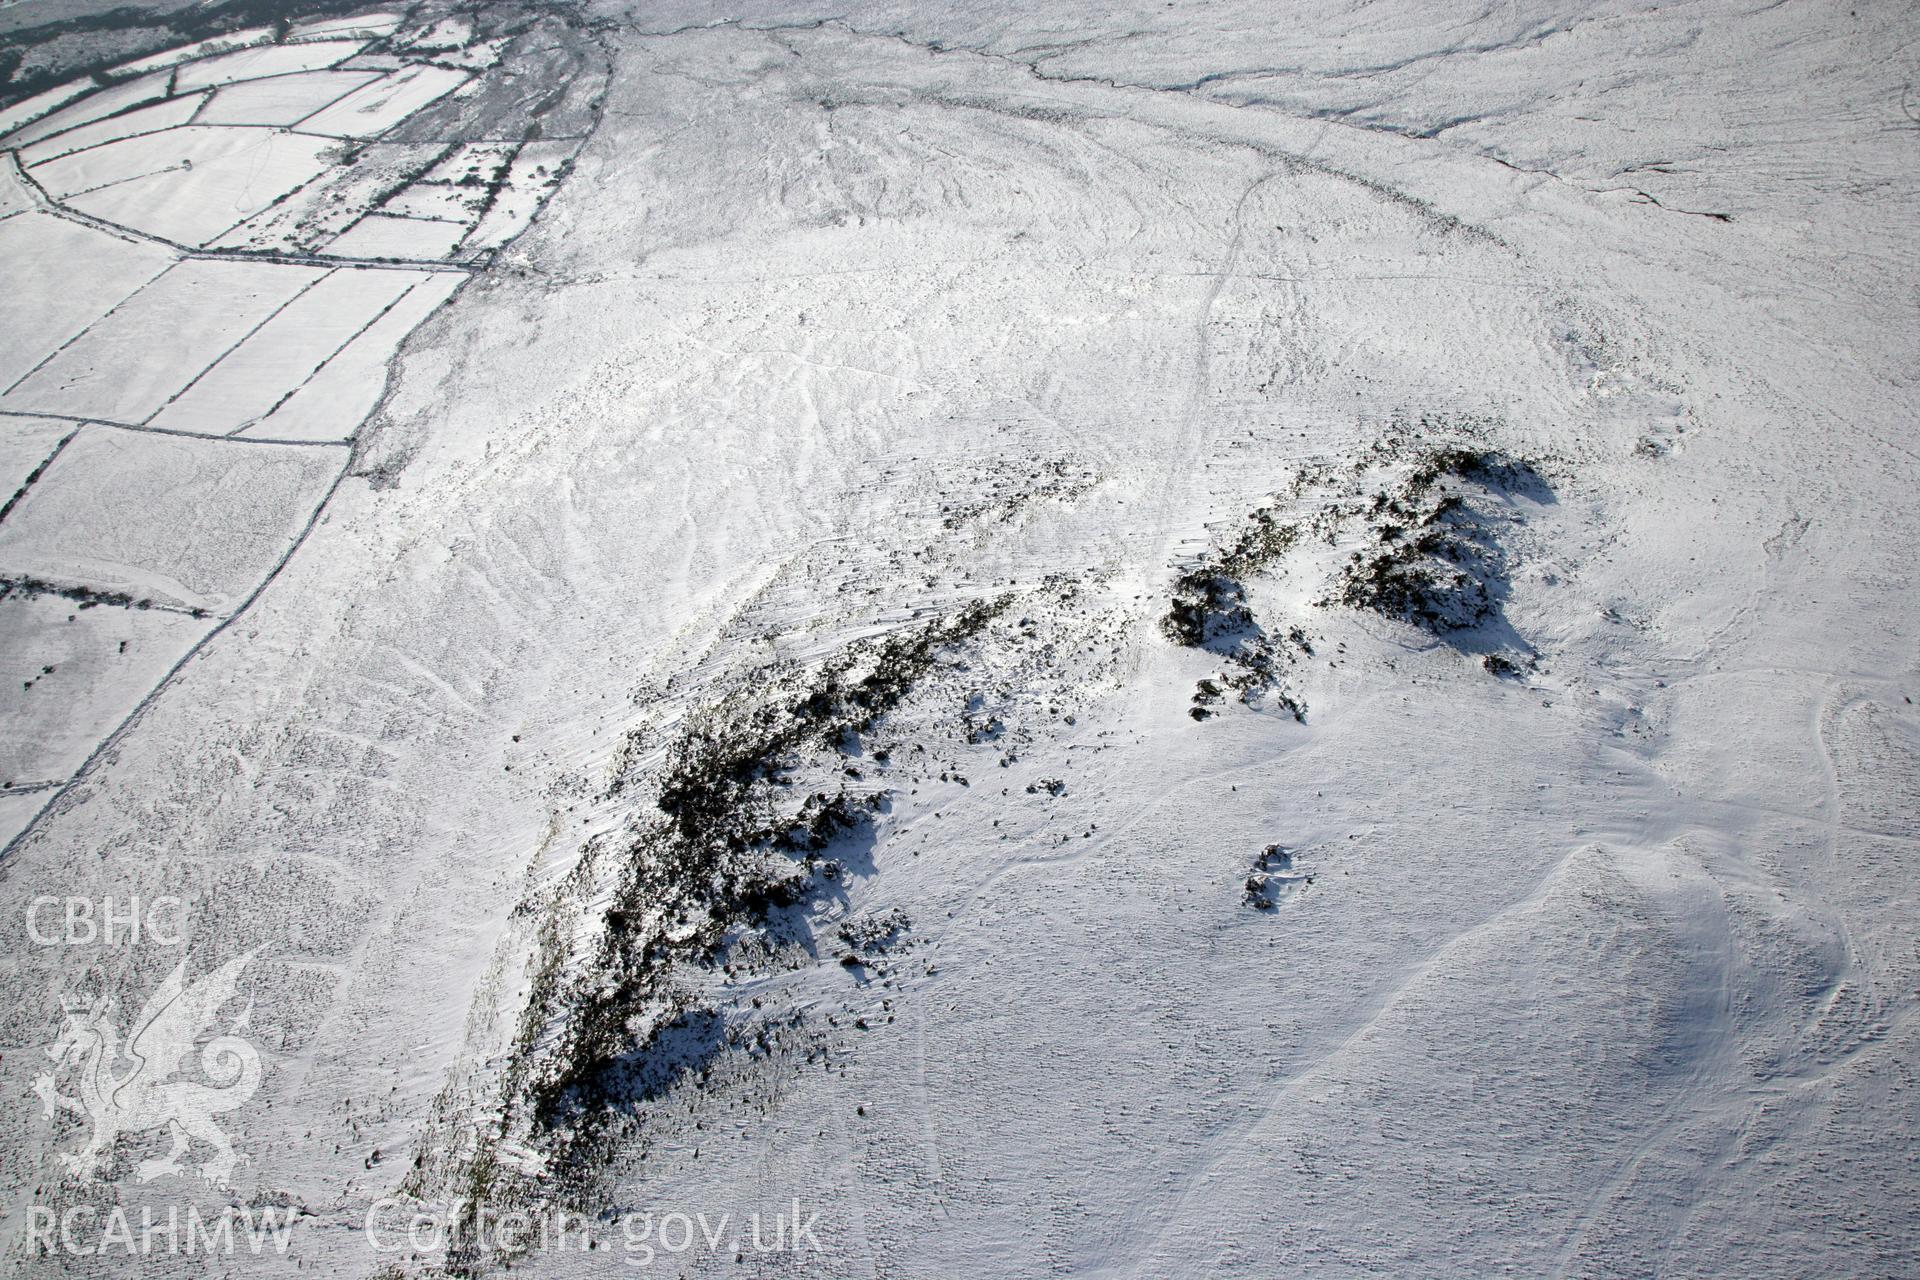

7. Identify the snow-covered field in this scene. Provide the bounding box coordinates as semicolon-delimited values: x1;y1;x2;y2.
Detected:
0;1;1914;1276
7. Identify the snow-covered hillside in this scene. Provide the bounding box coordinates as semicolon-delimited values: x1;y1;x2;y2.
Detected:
0;1;1914;1275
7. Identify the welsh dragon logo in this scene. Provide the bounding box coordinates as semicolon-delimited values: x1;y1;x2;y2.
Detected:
33;952;262;1186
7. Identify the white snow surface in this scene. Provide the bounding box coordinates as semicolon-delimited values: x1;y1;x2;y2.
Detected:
0;2;1916;1278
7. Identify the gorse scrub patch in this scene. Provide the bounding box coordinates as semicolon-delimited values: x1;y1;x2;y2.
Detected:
1163;425;1554;721
1331;447;1551;637
489;597;1010;1191
0;574;210;618
1163;483;1320;721
1164;506;1303;648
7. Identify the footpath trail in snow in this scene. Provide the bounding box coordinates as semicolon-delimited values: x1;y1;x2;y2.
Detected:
0;1;1914;1277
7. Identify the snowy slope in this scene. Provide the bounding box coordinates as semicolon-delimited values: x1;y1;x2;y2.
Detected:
0;1;1915;1277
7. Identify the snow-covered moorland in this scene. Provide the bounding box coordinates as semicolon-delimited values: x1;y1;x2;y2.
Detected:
0;0;1915;1275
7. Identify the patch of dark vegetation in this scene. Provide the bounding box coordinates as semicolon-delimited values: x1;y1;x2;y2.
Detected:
1339;511;1496;629
499;597;1010;1192
1165;420;1556;708
963;704;1005;744
0;575;207;618
575;1007;729;1116
939;457;1096;530
836;907;911;966
1406;446;1552;503
1165;497;1316;721
433;1003;815;1278
1483;652;1532;679
1163;507;1300;647
1331;447;1549;647
1164;568;1251;649
1243;843;1312;910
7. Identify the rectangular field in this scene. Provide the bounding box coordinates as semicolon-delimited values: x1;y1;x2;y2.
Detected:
326;213;468;260
109;29;273;78
460;140;579;254
172;39;366;91
0;590;212;787
2;258;327;423
147;267;422;435
292;13;404;39
244;272;464;441
0;212;176;393
18;94;208;166
0;425;342;615
297;65;470;138
194;70;383;127
211;141;444;255
0;83;92;141
3;72;173;148
382;182;483;222
47;127;338;247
